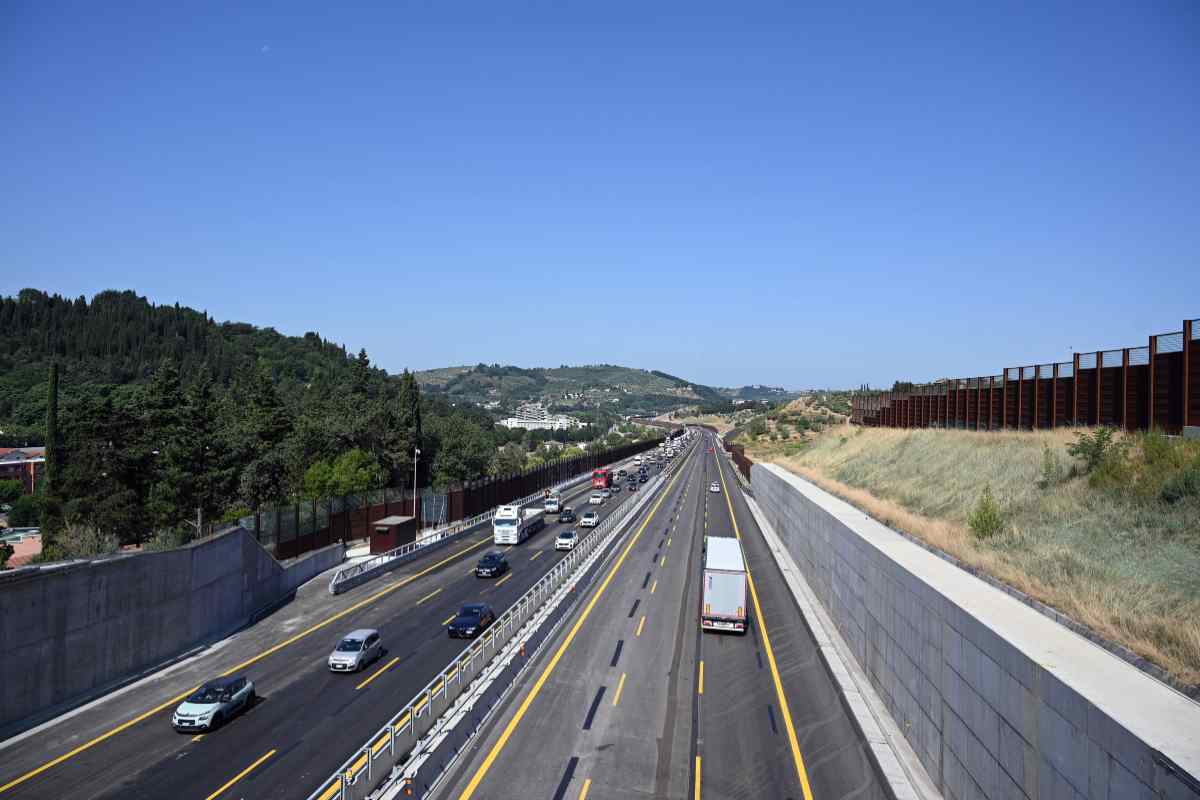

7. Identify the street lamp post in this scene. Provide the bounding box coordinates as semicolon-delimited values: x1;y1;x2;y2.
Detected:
413;448;421;531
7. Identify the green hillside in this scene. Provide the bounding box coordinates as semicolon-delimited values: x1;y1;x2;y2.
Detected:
416;363;726;417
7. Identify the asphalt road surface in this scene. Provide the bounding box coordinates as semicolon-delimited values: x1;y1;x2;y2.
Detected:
437;432;884;800
0;456;655;800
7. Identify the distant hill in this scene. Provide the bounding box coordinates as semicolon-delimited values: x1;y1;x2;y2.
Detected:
716;385;802;402
415;364;726;417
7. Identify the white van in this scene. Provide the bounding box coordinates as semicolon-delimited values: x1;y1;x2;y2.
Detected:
588;491;604;505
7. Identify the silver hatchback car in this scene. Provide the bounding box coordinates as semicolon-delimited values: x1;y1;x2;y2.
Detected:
328;628;383;672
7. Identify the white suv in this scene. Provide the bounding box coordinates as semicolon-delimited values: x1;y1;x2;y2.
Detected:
589;491;604;505
580;511;599;527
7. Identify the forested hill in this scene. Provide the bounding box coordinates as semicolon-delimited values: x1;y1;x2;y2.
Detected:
0;288;367;433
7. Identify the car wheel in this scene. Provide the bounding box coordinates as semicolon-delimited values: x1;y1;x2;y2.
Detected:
211;712;224;730
248;689;256;706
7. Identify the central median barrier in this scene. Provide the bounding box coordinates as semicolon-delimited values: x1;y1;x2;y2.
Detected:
305;436;697;800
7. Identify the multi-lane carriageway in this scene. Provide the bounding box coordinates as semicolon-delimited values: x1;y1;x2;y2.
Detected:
0;458;646;800
438;433;885;800
0;433;887;800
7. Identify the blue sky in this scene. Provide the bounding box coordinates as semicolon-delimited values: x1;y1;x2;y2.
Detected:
3;2;1198;389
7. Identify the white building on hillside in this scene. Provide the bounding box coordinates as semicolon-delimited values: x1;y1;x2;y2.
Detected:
499;403;583;431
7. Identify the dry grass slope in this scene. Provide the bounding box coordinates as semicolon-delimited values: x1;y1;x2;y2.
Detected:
750;425;1200;687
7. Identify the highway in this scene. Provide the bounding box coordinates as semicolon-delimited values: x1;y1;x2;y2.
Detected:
438;432;885;800
0;456;655;800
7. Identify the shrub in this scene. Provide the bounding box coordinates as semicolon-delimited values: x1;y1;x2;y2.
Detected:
1038;442;1063;489
1161;461;1200;504
1067;427;1118;474
7;494;42;527
0;478;23;505
968;486;1005;539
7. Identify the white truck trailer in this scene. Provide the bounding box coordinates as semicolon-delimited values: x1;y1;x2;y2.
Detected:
701;536;748;633
493;505;546;545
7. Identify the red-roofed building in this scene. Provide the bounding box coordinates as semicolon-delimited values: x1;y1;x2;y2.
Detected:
0;447;45;494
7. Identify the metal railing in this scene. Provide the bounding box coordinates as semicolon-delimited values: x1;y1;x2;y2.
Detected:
305;436;697;800
327;465;605;594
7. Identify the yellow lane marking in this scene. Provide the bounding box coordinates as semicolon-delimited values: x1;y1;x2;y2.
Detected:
668;536;672;547
456;461;686;799
356;656;400;690
715;454;814;800
636;615;646;637
698;660;704;695
417;587;443;605
694;755;702;800
191;734;205;742
579;778;593;800
660;556;666;567
316;780;341;800
612;672;627;706
443;613;457;626
530;550;544;561
0;531;499;795
650;579;658;595
204;749;276;800
495;573;512;587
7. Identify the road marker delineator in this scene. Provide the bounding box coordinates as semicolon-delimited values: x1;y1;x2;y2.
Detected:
612;672;627;706
204;748;276;800
356;656;401;691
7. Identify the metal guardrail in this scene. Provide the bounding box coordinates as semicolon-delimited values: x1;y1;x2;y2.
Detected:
326;468;602;595
306;436;697;800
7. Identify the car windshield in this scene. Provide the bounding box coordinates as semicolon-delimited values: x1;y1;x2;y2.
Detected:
482;555;501;564
459;607;483;620
559;531;575;539
336;638;363;652
187;685;224;704
494;518;516;527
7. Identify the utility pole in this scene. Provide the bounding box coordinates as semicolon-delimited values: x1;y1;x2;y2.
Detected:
413;448;421;532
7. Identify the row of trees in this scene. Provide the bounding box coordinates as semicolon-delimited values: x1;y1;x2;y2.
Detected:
29;356;660;560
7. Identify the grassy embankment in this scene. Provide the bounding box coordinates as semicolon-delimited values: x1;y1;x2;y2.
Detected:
743;423;1200;688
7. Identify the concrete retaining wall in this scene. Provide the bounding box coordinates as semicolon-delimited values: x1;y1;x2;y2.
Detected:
752;463;1200;800
0;528;343;735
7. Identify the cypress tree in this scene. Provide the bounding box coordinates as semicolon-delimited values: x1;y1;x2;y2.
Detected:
45;361;59;493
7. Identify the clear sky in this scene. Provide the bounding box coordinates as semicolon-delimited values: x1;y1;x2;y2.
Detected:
3;2;1198;389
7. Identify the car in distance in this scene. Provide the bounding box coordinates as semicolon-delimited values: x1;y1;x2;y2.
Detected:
558;507;576;524
709;481;721;493
611;483;621;493
639;474;649;483
628;482;638;492
580;510;599;527
171;676;255;731
601;488;612;499
475;552;509;578
555;529;579;551
448;603;497;639
589;491;604;505
328;629;383;672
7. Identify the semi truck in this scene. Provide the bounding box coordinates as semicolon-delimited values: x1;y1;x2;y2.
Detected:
493;505;546;545
701;536;748;633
